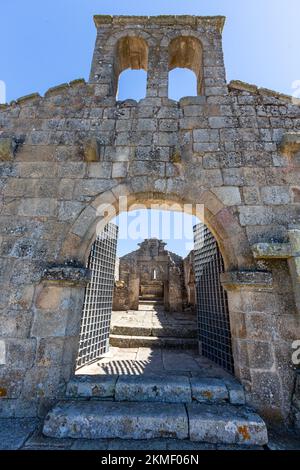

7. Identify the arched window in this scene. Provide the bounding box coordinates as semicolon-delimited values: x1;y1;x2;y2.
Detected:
168;36;203;100
153;269;157;280
117;70;147;101
114;36;148;100
168;68;197;101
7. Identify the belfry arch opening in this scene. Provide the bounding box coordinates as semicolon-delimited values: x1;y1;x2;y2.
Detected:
114;36;148;100
75;206;234;377
168;68;198;101
168;36;204;98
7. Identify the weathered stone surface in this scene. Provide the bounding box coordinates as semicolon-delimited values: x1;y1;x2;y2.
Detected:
42;265;91;286
280;132;300;157
43;401;189;440
187;404;268;445
115;375;192;403
252;243;292;259
190;378;228;403
261;186;291;205
18;198;57;217
212;187;241;206
267;428;300;450
0;368;25;397
221;271;273;290
228;80;258;94
83;138;102;162
0;340;6;365
112;162;128;178
110;334;197;349
225;379;246;405
66;375;118;398
0;418;39;450
0;138;16;161
23;429;74;450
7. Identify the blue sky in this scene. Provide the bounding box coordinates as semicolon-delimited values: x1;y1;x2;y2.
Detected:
1;1;299;256
111;210;200;257
1;0;299;102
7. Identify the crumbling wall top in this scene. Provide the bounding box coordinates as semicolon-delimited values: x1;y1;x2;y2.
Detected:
93;15;226;33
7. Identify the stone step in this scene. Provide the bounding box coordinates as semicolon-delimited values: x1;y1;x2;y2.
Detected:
109;334;198;349
42;401;268;445
187;403;268;445
110;323;197;338
66;374;246;405
138;304;164;308
43;401;188;441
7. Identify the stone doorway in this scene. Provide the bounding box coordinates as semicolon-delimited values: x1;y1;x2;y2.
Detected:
42;200;268;443
140;283;164;301
74;216;234;379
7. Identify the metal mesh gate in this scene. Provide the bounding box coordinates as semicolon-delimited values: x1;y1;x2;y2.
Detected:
76;223;118;369
193;223;234;373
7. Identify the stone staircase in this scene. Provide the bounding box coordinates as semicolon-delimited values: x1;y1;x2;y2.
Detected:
110;301;198;349
42;374;268;446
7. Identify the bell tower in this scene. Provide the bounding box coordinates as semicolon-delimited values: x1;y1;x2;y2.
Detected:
89;15;227;100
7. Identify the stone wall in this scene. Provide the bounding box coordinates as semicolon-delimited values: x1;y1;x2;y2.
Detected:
0;15;299;425
292;371;300;432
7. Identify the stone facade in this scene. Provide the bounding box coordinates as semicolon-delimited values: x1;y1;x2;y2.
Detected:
113;238;189;312
0;15;299;426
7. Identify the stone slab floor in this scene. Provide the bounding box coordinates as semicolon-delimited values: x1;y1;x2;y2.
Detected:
75;347;232;377
0;418;299;450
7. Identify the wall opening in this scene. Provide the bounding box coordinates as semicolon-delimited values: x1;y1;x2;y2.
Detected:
117;69;147;101
75;207;234;377
168;68;197;101
114;36;148;100
168;36;203;98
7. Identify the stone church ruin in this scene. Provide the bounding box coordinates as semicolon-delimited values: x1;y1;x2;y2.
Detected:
0;14;300;444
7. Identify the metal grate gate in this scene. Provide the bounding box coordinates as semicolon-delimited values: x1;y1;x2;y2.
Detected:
76;223;118;369
193;223;234;374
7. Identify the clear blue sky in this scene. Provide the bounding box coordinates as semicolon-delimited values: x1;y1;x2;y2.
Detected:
112;210;200;257
1;0;299;256
1;0;299;102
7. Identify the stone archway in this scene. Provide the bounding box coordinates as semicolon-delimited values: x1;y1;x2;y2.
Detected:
60;186;253;270
53;187;253;382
